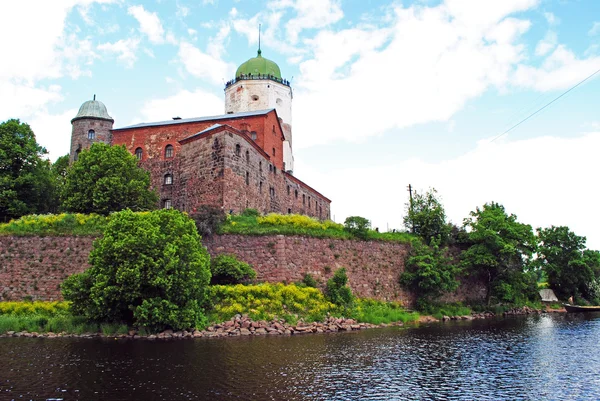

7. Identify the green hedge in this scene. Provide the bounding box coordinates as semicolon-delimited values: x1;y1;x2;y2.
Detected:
0;213;108;236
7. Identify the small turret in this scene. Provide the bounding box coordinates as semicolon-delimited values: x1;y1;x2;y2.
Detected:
70;95;114;163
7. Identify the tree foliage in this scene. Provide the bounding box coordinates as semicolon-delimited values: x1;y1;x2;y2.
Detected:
61;143;158;215
343;216;371;239
400;239;460;304
0;119;58;221
536;226;600;301
404;187;450;245
210;254;256;285
461;202;537;304
62;209;211;331
326;268;353;308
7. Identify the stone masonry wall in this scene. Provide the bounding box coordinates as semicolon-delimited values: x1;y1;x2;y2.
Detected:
0;235;486;305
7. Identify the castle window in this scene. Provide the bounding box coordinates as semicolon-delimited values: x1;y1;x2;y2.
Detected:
270;186;274;197
295;189;298;199
165;145;174;158
274;167;277;175
246;171;249;185
259;181;263;193
269;164;273;172
246;150;250;163
235;144;241;156
288;208;292;214
259;161;262;172
164;174;173;185
308;197;311;208
287;186;290;195
302;194;306;205
251;131;257;141
74;148;81;161
163;199;172;209
135;147;143;160
272;147;276;156
88;129;95;140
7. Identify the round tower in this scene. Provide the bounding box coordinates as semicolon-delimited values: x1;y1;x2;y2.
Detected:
70;95;114;163
224;48;294;173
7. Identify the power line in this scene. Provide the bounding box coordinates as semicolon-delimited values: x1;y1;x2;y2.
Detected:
490;66;600;143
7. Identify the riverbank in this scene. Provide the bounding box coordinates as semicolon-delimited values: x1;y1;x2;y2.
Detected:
0;306;565;340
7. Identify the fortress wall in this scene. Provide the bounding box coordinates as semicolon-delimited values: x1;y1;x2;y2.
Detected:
0;235;486;305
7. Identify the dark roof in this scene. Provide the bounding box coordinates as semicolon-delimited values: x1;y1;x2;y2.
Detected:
113;109;275;131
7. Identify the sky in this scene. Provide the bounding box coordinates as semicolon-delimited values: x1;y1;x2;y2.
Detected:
2;0;600;248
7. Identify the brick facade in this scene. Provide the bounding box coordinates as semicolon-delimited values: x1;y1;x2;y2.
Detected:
111;110;330;218
0;235;486;305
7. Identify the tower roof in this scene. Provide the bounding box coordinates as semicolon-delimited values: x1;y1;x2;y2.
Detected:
71;96;114;123
235;49;282;79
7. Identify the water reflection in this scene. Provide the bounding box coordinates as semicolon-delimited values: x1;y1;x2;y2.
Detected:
1;313;600;400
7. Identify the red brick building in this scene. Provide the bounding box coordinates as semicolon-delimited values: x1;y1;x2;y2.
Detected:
69;50;331;219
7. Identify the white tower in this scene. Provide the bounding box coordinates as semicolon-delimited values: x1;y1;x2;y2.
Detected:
224;47;294;173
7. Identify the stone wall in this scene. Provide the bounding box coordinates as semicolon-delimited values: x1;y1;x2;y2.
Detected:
0;236;94;301
0;235;486;305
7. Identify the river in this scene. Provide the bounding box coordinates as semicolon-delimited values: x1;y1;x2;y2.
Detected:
1;313;599;400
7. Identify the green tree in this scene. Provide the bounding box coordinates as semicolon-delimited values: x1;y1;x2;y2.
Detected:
326;268;353;308
536;226;600;301
404;187;450;245
0;119;57;221
62;209;211;331
461;202;537;304
400;239;460;305
343;216;370;239
210;254;256;285
62;143;158;215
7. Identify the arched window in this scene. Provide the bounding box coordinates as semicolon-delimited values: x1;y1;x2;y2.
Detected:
246;171;250;185
135;147;143;160
163;199;172;209
302;194;306;205
88;129;95;140
74;148;81;161
164;174;173;185
287;186;290;195
272;147;276;156
294;189;298;199
165;144;174;158
235;144;241;156
246;150;250;163
259;161;262;172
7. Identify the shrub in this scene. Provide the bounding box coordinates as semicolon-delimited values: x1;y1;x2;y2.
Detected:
190;205;226;237
210;254;256;285
343;216;370;239
62;209;211;331
241;208;260;217
326;268;353;308
302;273;318;288
0;213;108;236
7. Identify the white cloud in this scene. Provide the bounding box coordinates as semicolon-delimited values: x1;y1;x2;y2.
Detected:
29;108;78;162
177;41;234;85
0;82;63;121
590;22;600;36
535;31;557;56
268;0;344;44
298;132;600;249
127;5;165;44
544;12;559;26
293;2;534;149
133;89;224;124
514;45;600;91
176;3;190;18
98;38;141;68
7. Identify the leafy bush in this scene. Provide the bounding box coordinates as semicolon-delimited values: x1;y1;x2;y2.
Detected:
302;273;318;288
208;283;337;323
343;216;370;239
190;205;226;237
326;268;353;308
0;301;71;316
62;209;211;331
210;254;256;285
241;208;260;217
350;299;419;324
400;239;460;303
0;213;108;236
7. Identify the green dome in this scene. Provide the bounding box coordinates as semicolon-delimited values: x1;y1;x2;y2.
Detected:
71;97;114;123
235;50;281;79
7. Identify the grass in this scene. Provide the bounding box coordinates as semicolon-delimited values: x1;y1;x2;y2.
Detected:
0;213;108;236
350;299;419;324
418;302;472;320
220;213;416;243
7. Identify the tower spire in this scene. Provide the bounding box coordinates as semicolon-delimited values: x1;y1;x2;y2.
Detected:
258;24;262;56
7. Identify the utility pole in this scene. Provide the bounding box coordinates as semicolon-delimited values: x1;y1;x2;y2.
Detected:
407;184;415;233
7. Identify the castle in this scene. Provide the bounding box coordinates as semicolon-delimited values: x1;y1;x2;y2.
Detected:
69;48;331;219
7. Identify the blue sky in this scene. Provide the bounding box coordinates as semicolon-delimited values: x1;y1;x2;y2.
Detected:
2;0;600;247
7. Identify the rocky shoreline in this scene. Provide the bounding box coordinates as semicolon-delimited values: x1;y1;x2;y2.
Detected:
0;306;565;340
